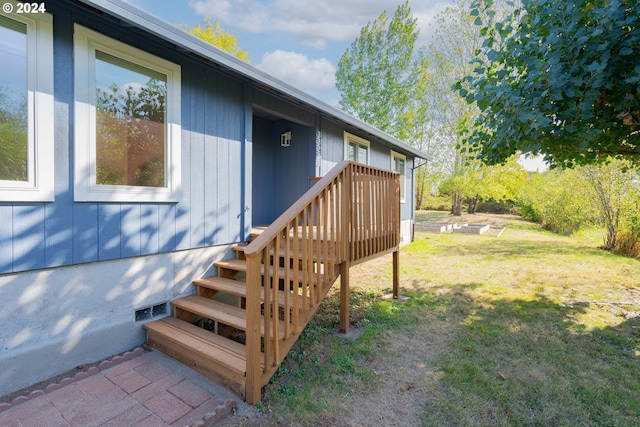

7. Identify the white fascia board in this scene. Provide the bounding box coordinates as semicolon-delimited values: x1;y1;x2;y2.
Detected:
77;0;431;161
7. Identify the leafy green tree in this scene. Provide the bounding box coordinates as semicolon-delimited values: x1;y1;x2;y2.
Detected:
458;0;640;167
336;1;430;144
185;19;250;62
440;154;527;215
336;2;433;209
423;0;514;214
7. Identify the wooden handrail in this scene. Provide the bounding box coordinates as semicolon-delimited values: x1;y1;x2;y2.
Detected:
244;161;350;259
243;160;400;404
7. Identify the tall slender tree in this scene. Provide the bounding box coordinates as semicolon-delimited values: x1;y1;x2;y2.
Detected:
336;1;430;144
336;2;432;208
424;0;513;214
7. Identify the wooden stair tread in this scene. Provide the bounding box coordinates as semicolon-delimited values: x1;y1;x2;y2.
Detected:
172;295;285;339
215;259;330;284
215;259;248;272
194;276;306;308
143;317;251;375
195;276;247;297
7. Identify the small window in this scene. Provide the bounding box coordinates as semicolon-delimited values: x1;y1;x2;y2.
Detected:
74;25;181;202
344;132;369;165
0;8;54;202
391;150;406;203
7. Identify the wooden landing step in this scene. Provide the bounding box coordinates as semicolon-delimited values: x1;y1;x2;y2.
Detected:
172;295;286;339
194;276;306;308
144;316;263;395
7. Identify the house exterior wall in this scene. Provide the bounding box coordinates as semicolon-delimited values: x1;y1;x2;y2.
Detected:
0;3;248;276
0;2;248;396
0;0;422;397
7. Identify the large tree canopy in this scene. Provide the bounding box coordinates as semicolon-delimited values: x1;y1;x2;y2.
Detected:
457;0;640;167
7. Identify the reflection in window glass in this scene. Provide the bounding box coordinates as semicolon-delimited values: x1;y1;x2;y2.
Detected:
393;154;406;201
348;142;356;162
394;157;405;175
347;137;369;164
0;17;28;182
95;51;167;187
358;145;368;164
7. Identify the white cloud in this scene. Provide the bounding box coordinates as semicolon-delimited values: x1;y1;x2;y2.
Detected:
189;0;453;48
256;50;336;96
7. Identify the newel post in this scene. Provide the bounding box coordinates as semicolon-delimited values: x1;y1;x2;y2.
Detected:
392;249;399;299
393;171;400;299
340;261;351;333
339;163;353;333
244;254;262;404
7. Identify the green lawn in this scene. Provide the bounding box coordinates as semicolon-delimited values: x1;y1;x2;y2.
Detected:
242;213;640;426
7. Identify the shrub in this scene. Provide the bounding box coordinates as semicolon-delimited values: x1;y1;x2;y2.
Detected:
614;210;640;258
474;200;519;215
421;194;450;211
516;169;597;235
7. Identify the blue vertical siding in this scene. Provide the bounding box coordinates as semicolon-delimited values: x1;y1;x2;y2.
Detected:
0;3;247;274
0;207;12;271
98;204;121;260
251;116;314;224
187;64;207;249
273;121;313;216
73;204;99;264
47;9;74;269
0;2;419;275
252;117;277;225
12;205;46;272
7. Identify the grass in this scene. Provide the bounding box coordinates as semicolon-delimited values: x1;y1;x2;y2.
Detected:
245;212;640;426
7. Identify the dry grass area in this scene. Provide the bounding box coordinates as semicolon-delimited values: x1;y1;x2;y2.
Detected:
223;213;640;426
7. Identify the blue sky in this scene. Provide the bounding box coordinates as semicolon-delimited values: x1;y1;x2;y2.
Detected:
125;0;453;106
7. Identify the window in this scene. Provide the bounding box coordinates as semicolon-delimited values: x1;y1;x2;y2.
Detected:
391;150;406;203
74;25;181;202
0;8;54;202
344;132;369;165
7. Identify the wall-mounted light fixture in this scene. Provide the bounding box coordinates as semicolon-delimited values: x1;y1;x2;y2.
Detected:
280;130;291;148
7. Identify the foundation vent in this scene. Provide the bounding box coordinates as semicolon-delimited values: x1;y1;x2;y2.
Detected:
135;302;168;322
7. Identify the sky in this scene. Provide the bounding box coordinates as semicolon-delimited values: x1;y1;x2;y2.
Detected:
125;0;453;106
124;0;547;172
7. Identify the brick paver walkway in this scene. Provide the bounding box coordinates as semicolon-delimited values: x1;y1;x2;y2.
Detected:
0;351;237;426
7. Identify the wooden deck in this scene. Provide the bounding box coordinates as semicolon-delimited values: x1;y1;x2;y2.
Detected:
144;161;400;404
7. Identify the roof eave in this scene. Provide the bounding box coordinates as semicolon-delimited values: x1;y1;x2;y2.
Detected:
77;0;431;161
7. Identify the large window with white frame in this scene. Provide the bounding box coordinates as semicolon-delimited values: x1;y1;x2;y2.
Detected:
344;132;369;165
0;6;54;202
391;150;406;203
74;25;181;202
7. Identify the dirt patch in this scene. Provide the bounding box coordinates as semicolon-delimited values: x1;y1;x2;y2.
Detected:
333;318;454;426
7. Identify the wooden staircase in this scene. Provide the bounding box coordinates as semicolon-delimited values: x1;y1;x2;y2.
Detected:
143;161;401;404
144;230;326;398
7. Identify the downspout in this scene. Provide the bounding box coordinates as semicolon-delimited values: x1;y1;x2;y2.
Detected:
410;158;429;242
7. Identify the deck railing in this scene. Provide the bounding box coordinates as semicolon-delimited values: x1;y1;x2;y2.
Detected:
243;161;400;404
